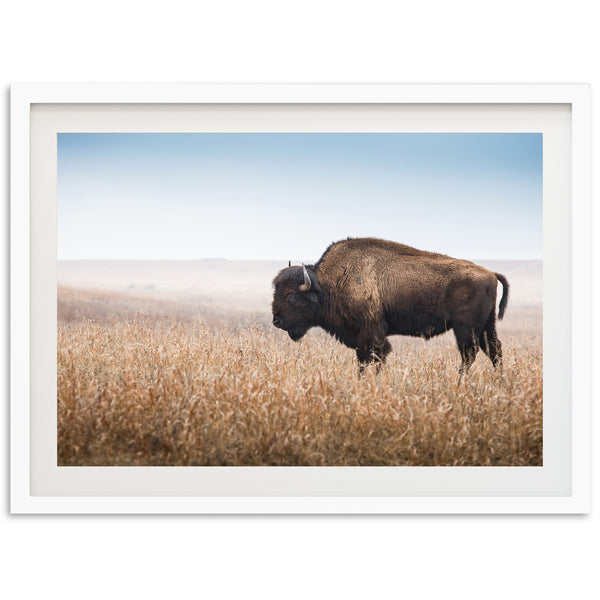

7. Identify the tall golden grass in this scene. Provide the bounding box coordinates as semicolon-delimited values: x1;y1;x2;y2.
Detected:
57;287;542;466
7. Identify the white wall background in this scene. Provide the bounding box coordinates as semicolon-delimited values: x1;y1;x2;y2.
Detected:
1;2;597;599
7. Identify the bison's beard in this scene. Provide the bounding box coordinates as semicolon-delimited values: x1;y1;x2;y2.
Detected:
288;327;308;342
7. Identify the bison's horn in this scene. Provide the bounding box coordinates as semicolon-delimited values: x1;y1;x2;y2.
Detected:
299;264;311;291
288;260;291;267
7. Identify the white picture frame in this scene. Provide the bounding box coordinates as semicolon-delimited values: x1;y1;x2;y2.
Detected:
10;83;591;514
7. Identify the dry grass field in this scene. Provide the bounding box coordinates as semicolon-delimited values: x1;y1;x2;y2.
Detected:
57;260;542;466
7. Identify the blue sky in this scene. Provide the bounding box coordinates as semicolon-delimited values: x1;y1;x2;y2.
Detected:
57;132;542;261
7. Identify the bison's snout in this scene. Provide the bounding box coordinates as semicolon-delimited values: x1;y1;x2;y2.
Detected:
272;315;283;328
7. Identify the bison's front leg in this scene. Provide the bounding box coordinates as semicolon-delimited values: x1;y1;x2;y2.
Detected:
356;338;392;374
356;347;373;374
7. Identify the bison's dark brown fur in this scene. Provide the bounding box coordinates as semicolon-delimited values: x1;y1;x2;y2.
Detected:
272;237;509;374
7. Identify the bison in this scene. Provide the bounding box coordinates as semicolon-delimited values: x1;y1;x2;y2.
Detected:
271;237;509;375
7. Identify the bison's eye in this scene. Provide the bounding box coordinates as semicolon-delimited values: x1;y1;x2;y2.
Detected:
286;293;298;306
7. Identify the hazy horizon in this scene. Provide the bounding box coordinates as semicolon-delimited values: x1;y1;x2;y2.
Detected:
58;133;543;262
57;255;542;262
57;257;543;312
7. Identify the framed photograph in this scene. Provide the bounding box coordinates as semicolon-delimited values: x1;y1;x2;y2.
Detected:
10;84;590;513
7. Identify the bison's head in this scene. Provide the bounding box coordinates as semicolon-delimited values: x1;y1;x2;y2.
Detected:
271;264;322;341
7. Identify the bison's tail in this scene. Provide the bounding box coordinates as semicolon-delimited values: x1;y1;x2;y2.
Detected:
495;273;509;320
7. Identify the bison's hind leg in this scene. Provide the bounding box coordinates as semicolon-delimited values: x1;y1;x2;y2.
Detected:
453;326;480;379
479;312;503;369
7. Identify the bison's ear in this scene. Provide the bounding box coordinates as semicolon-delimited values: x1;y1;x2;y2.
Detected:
306;290;320;305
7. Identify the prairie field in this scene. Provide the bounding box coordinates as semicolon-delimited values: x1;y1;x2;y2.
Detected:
57;260;543;466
